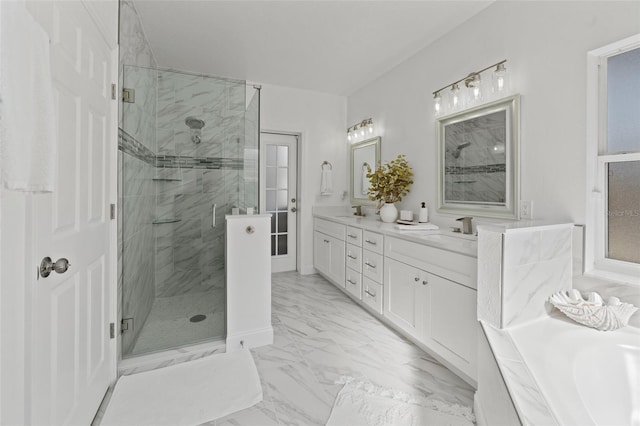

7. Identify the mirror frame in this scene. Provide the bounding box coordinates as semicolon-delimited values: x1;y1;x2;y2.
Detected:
436;95;520;219
350;136;381;206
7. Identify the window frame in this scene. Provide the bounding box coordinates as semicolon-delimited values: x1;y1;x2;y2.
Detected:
585;34;640;284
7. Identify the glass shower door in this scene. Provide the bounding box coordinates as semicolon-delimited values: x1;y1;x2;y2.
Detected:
120;66;259;358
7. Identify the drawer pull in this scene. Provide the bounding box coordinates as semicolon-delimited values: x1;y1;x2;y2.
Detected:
365;289;376;298
365;239;377;245
414;277;420;282
347;254;357;260
324;239;330;243
348;234;358;239
422;280;429;286
364;262;377;269
347;279;356;285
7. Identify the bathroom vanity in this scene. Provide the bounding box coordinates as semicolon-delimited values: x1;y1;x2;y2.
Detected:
313;209;478;385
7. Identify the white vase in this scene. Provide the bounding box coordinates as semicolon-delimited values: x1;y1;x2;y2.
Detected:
379;202;398;223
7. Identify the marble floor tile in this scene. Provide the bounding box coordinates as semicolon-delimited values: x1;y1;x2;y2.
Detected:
107;271;474;425
214;271;475;425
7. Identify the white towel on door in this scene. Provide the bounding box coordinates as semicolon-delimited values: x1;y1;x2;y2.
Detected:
320;169;333;195
0;2;57;192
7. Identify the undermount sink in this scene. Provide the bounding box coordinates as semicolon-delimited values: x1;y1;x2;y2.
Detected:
409;231;478;253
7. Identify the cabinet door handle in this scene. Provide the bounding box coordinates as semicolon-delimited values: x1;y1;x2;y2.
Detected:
348;234;358;239
365;289;376;298
347;254;357;260
422;280;428;285
414;276;420;282
324;239;330;243
365;239;377;245
347;279;356;285
364;262;376;269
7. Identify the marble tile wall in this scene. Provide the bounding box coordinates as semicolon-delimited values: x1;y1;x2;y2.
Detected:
477;223;574;329
154;71;249;298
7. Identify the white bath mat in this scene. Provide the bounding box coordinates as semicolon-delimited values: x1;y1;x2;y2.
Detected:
327;377;475;426
101;350;262;426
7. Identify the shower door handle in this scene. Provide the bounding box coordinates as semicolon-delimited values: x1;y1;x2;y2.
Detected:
212;204;217;228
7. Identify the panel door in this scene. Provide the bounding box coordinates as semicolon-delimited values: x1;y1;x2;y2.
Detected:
384;257;424;337
28;1;117;424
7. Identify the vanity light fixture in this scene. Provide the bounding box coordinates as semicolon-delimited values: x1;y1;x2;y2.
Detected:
433;59;508;115
346;118;374;142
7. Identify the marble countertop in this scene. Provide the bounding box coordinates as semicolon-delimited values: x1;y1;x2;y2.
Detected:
313;206;478;257
482;278;640;425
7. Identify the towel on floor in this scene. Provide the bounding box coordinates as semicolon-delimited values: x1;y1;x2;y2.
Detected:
0;2;56;192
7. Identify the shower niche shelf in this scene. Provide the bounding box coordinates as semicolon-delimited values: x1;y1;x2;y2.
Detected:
152;178;182;182
152;219;181;225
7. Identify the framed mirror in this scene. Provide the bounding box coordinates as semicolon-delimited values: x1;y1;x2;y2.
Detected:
436;95;520;219
350;136;381;205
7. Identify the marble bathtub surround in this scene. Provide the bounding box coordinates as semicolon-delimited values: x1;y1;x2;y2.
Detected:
477;222;573;329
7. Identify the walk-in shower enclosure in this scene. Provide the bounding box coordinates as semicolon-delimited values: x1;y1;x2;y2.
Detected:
119;66;259;358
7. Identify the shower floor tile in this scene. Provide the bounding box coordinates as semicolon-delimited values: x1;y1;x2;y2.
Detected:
130;289;225;356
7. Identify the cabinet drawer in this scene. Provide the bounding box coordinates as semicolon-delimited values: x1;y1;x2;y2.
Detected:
385;236;477;289
363;277;383;314
345;268;362;300
346;243;362;273
363;250;383;283
363;230;383;254
314;218;346;240
346;226;363;246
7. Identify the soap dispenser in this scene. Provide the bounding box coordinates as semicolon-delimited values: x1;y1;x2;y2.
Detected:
418;202;429;223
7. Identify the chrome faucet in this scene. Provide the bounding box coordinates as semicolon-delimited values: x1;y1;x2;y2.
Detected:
352;205;363;216
457;217;473;235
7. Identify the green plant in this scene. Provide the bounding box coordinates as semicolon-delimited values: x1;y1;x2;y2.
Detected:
366;154;414;204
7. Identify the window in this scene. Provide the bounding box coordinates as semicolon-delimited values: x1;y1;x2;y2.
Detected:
586;35;640;283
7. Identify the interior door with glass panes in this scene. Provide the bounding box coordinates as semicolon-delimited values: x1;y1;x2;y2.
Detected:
260;133;298;272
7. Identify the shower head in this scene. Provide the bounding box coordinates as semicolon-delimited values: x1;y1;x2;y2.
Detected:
185;117;205;144
451;142;471;159
185;117;205;130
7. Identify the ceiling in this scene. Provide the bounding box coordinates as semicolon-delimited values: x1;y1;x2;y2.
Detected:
133;1;494;95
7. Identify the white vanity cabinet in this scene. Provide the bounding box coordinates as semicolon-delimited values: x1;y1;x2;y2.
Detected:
385;236;477;381
383;257;428;338
313;219;346;287
312;214;478;385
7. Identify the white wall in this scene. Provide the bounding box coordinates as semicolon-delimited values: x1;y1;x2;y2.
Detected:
348;1;640;229
260;84;347;274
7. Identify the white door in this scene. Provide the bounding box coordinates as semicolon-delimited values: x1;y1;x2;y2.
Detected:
260;133;298;272
29;2;117;424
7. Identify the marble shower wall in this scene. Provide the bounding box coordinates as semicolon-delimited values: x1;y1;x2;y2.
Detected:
154;71;248;298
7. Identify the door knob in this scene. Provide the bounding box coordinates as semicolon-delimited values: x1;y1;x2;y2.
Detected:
291;198;296;203
291;207;297;213
40;257;71;278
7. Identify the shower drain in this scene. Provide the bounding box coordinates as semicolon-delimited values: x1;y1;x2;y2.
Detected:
189;314;207;323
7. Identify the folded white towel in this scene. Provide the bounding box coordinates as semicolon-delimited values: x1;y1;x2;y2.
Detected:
0;3;56;192
394;223;440;231
320;169;333;195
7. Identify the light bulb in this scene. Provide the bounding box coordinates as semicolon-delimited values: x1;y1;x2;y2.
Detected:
360;126;365;137
367;120;374;134
434;92;442;115
493;63;508;94
451;84;460;108
347;130;352;142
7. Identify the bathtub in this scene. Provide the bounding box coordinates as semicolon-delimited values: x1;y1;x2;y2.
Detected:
510;313;640;426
